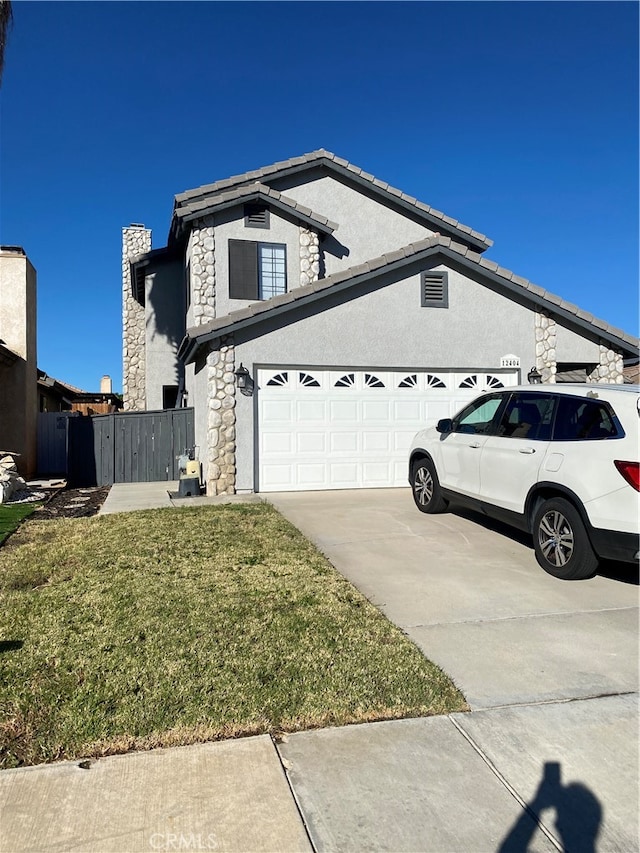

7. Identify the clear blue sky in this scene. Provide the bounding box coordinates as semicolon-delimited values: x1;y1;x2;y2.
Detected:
1;1;638;393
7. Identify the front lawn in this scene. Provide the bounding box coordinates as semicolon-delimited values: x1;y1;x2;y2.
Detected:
0;503;466;768
0;502;39;545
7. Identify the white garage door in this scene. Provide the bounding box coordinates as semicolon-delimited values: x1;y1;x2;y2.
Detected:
257;368;518;492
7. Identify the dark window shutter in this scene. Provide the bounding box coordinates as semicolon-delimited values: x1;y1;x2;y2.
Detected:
229;240;258;300
421;271;449;308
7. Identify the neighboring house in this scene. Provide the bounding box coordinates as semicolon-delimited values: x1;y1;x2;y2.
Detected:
122;149;639;496
0;246;37;478
38;372;122;415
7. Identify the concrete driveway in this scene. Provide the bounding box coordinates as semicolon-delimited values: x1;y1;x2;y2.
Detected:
268;488;639;850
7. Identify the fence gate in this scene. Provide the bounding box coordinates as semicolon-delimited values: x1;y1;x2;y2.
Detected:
56;408;194;486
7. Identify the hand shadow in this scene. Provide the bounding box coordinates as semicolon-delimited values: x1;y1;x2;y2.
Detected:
498;761;602;853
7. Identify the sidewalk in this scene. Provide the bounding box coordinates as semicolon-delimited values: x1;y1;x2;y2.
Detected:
99;481;262;514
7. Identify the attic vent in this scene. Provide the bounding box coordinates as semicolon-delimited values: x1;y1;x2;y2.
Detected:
244;204;270;229
421;271;448;308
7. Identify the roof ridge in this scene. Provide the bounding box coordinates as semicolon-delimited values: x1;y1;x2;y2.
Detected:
172;150;492;249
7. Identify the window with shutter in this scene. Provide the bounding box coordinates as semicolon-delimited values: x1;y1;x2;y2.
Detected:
229;240;287;301
421;271;448;308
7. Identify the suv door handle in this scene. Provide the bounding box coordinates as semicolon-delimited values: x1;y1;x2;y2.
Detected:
519;447;536;454
469;442;481;449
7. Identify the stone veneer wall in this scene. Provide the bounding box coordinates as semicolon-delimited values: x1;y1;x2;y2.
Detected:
588;344;624;384
205;336;236;495
534;311;557;383
122;225;152;410
188;217;236;495
190;216;216;324
300;227;320;285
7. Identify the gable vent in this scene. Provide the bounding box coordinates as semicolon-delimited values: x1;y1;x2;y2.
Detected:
244;204;270;229
421;271;448;308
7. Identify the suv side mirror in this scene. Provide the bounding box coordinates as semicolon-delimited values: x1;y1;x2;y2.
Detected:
436;418;454;434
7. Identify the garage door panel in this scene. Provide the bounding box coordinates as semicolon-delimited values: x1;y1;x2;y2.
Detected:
258;368;518;491
262;433;293;454
297;464;327;487
297;433;326;453
363;461;393;483
362;401;390;421
394;400;422;421
261;464;293;489
362;432;391;452
296;400;326;422
262;400;292;422
330;462;359;485
330;432;359;453
330;400;359;420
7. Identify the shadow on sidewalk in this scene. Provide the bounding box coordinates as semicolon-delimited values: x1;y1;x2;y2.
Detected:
498;760;601;852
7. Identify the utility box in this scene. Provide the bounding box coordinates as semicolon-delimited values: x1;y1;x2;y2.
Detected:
178;477;200;497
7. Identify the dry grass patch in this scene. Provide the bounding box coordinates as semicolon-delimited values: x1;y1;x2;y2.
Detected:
0;503;466;767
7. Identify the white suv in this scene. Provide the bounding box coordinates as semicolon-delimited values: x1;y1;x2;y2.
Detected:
409;384;639;580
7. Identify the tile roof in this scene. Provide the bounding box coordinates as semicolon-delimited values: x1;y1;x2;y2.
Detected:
173;182;337;236
180;234;638;362
171;149;491;251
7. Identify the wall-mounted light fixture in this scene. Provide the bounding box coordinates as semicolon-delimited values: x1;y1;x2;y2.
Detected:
234;363;254;396
527;366;543;385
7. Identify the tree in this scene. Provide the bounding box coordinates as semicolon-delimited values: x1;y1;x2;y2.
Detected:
0;0;12;84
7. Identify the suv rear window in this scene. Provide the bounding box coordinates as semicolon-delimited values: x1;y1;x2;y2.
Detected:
553;396;621;441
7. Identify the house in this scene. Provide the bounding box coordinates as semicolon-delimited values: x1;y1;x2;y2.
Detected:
0;246;38;478
122;149;639;496
38;372;122;415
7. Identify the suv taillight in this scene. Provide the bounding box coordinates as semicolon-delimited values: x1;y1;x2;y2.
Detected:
615;461;640;491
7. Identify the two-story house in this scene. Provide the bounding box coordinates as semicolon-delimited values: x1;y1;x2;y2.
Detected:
122;150;638;496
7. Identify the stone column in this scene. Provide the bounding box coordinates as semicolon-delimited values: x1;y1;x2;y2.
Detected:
535;311;557;383
206;334;236;496
122;225;151;410
300;226;320;286
588;343;624;384
190;216;216;325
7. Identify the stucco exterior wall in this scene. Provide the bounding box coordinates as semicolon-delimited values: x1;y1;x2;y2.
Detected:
212;208;301;318
229;263;538;490
555;323;601;362
144;258;184;410
270;170;439;276
0;250;37;477
185;357;209;468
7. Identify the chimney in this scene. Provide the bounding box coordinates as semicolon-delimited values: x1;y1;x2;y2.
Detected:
100;375;113;394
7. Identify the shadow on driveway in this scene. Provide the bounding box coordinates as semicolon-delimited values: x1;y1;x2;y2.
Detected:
449;505;638;586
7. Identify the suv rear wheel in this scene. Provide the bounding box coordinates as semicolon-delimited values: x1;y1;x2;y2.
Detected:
532;497;598;580
411;458;448;514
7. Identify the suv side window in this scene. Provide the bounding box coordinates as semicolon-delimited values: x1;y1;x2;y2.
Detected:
453;395;504;435
496;392;556;441
553;396;621;441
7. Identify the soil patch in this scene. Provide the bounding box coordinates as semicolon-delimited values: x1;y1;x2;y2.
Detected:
34;486;111;519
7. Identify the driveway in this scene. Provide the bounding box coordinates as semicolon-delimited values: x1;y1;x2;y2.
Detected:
268;488;639;850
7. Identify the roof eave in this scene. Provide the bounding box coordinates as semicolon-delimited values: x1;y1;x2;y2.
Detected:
176;192;336;237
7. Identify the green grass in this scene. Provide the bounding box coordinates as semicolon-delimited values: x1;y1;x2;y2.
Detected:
0;503;466;768
0;502;39;545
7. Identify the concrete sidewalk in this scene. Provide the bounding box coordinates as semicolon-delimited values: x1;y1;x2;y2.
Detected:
99;481;262;514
